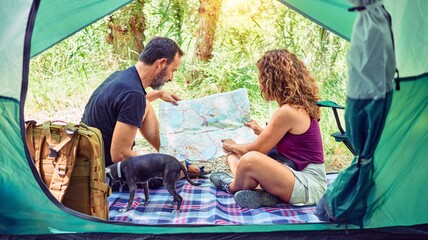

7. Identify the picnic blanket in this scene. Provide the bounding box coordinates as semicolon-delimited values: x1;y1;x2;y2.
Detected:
108;173;337;224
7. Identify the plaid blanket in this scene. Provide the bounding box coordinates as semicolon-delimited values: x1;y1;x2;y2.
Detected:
108;173;337;224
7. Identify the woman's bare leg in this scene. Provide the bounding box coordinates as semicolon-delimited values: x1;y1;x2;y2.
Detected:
230;151;296;203
226;153;240;176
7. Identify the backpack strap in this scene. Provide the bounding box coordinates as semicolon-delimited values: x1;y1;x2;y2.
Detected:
42;121;79;202
25;120;45;175
24;120;36;157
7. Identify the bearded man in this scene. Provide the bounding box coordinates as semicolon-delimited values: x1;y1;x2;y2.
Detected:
82;37;202;178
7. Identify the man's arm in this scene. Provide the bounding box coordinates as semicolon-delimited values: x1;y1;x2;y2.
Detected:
110;121;139;163
138;101;160;151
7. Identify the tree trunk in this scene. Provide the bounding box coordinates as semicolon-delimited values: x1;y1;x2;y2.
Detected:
193;0;222;62
107;0;146;61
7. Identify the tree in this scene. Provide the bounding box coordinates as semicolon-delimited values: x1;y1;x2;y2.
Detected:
107;0;146;61
193;0;222;62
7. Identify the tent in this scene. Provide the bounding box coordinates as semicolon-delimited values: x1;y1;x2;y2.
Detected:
1;0;427;238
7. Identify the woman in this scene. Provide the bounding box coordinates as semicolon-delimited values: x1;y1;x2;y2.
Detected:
210;49;327;208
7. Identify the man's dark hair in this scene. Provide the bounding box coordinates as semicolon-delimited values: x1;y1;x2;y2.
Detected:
138;37;184;65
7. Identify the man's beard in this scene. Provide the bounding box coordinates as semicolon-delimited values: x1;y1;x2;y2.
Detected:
150;67;167;90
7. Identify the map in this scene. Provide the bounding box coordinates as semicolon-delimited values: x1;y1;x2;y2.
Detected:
159;88;257;161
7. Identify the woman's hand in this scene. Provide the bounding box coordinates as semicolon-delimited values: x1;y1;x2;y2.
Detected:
244;119;263;135
221;138;236;154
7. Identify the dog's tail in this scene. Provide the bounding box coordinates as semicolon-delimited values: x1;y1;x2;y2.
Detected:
179;163;201;186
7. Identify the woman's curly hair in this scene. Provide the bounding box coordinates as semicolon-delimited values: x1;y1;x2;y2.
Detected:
257;49;321;120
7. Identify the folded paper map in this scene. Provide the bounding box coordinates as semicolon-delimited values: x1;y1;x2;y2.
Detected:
159;88;257;161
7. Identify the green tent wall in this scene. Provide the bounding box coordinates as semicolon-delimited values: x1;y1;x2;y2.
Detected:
1;0;427;238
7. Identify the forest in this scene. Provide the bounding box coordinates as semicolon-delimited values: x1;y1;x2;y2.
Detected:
26;0;353;172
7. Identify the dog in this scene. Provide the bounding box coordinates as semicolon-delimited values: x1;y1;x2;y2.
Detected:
105;153;201;213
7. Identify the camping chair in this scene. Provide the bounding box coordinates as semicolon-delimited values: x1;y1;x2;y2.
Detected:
317;100;358;156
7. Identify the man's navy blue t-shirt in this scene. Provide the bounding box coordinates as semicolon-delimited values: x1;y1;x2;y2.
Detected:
81;66;147;167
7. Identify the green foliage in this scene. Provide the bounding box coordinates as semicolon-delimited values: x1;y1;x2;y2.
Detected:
145;0;196;47
27;21;116;122
28;0;354;171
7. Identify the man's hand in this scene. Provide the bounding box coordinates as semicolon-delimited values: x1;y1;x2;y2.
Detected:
146;90;181;105
244;119;263;135
159;90;180;105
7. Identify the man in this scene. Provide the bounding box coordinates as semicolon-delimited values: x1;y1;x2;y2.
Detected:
81;36;201;177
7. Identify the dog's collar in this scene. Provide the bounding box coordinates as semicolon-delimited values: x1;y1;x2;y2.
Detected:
105;168;112;186
105;168;113;180
105;162;126;191
117;161;122;179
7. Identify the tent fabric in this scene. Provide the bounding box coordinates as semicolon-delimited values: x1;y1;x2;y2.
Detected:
277;0;356;41
384;1;428;78
316;0;396;225
367;75;428;227
31;0;133;58
1;0;428;237
0;1;32;100
345;0;396;100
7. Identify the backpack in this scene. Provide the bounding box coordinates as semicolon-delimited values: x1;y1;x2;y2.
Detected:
25;120;110;219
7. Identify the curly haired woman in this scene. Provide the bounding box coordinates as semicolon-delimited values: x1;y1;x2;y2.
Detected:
210;49;327;208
